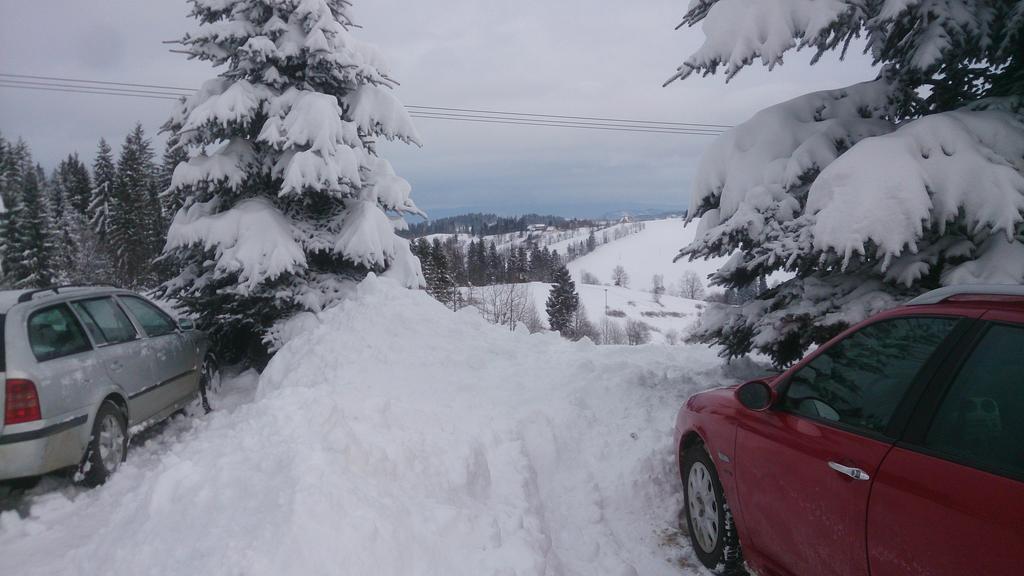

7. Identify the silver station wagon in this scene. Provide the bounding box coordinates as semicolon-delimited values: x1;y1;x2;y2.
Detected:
0;286;218;486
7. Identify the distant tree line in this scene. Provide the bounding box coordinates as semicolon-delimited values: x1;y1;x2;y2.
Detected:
412;237;566;310
411;220;648;311
403;212;598;238
0;125;182;290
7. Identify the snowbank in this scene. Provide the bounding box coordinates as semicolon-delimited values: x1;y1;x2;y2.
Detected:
0;276;753;576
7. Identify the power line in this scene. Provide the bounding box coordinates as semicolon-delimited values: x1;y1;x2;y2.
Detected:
0;82;181;101
0;79;186;99
406;105;731;129
0;72;193;93
407;113;720;135
0;72;733;136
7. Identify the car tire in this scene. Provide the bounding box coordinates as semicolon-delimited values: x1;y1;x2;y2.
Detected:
79;401;128;487
682;445;745;575
198;354;220;414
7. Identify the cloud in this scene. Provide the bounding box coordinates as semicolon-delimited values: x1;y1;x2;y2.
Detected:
0;0;877;216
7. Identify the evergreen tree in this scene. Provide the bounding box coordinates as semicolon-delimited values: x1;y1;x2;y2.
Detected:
466;239;487;286
486;242;503;284
546;264;580;337
670;0;1024;366
55;153;93;215
159;133;190;218
89;138;116;243
427;238;457;308
160;0;423;362
9;163;56;287
0;138;30;282
111;124;160;287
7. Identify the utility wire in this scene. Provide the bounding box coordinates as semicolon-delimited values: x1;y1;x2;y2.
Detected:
0;72;732;136
407;113;722;135
0;82;181;101
406;105;731;129
0;72;193;93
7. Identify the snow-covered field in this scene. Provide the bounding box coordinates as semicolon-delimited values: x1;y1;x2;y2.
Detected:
0;276;762;576
567;218;725;293
521;282;705;343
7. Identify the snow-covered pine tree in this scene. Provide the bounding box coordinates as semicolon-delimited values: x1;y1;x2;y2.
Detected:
161;0;424;362
48;161;76;283
427;238;456;308
9;163;57;288
111;124;161;288
158;134;190;219
486;241;503;284
0;136;30;282
669;0;1024;366
89;138;117;244
546;264;580;337
58;153;93;216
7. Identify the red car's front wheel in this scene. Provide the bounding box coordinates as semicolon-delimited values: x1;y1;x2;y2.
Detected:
682;445;744;574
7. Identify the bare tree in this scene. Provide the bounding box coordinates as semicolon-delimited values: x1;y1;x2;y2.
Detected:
625;318;652;345
611;265;629;288
474;283;532;331
523;297;545;334
580;270;601;285
651;274;665;304
664;329;681;345
600;317;628;345
675;270;705;300
568;303;599;342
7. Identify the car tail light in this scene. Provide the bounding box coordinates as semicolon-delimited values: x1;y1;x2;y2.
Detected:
5;379;41;425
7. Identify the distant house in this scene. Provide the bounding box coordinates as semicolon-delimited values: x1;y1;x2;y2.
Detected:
526;224;549;233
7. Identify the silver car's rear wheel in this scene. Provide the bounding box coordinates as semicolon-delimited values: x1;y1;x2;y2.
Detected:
98;413;126;473
687;461;720;553
80;401;128;487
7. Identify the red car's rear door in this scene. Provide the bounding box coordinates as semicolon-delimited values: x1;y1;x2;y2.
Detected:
867;318;1024;576
735;315;965;576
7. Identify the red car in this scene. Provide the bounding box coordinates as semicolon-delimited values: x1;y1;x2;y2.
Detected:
675;285;1024;576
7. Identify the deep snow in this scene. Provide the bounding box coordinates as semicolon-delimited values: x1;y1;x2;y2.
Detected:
0;277;760;575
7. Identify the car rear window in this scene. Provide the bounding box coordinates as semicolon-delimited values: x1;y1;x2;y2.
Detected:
27;304;93;362
924;323;1024;479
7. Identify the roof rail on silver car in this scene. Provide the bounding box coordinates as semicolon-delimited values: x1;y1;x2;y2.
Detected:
15;285;114;304
907;284;1024;306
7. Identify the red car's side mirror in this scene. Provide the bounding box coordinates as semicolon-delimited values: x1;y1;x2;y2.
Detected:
736;379;775;411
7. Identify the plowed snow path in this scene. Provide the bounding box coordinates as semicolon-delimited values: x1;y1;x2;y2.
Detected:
0;277;761;576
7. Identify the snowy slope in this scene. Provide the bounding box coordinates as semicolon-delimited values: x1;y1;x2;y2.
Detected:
0;276;760;576
523;281;705;342
567;218;726;292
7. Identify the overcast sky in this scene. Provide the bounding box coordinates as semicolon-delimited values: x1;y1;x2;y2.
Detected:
0;0;876;218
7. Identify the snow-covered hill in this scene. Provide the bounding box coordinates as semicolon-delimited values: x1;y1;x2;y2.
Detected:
522;282;705;343
567;218;726;293
0;276;761;576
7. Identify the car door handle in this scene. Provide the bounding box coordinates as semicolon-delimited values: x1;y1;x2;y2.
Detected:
110;361;124;372
828;461;871;481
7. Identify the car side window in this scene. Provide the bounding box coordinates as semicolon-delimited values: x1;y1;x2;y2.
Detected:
119;296;177;337
923;324;1024;479
70;298;138;345
27;304;93;361
780;317;959;435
